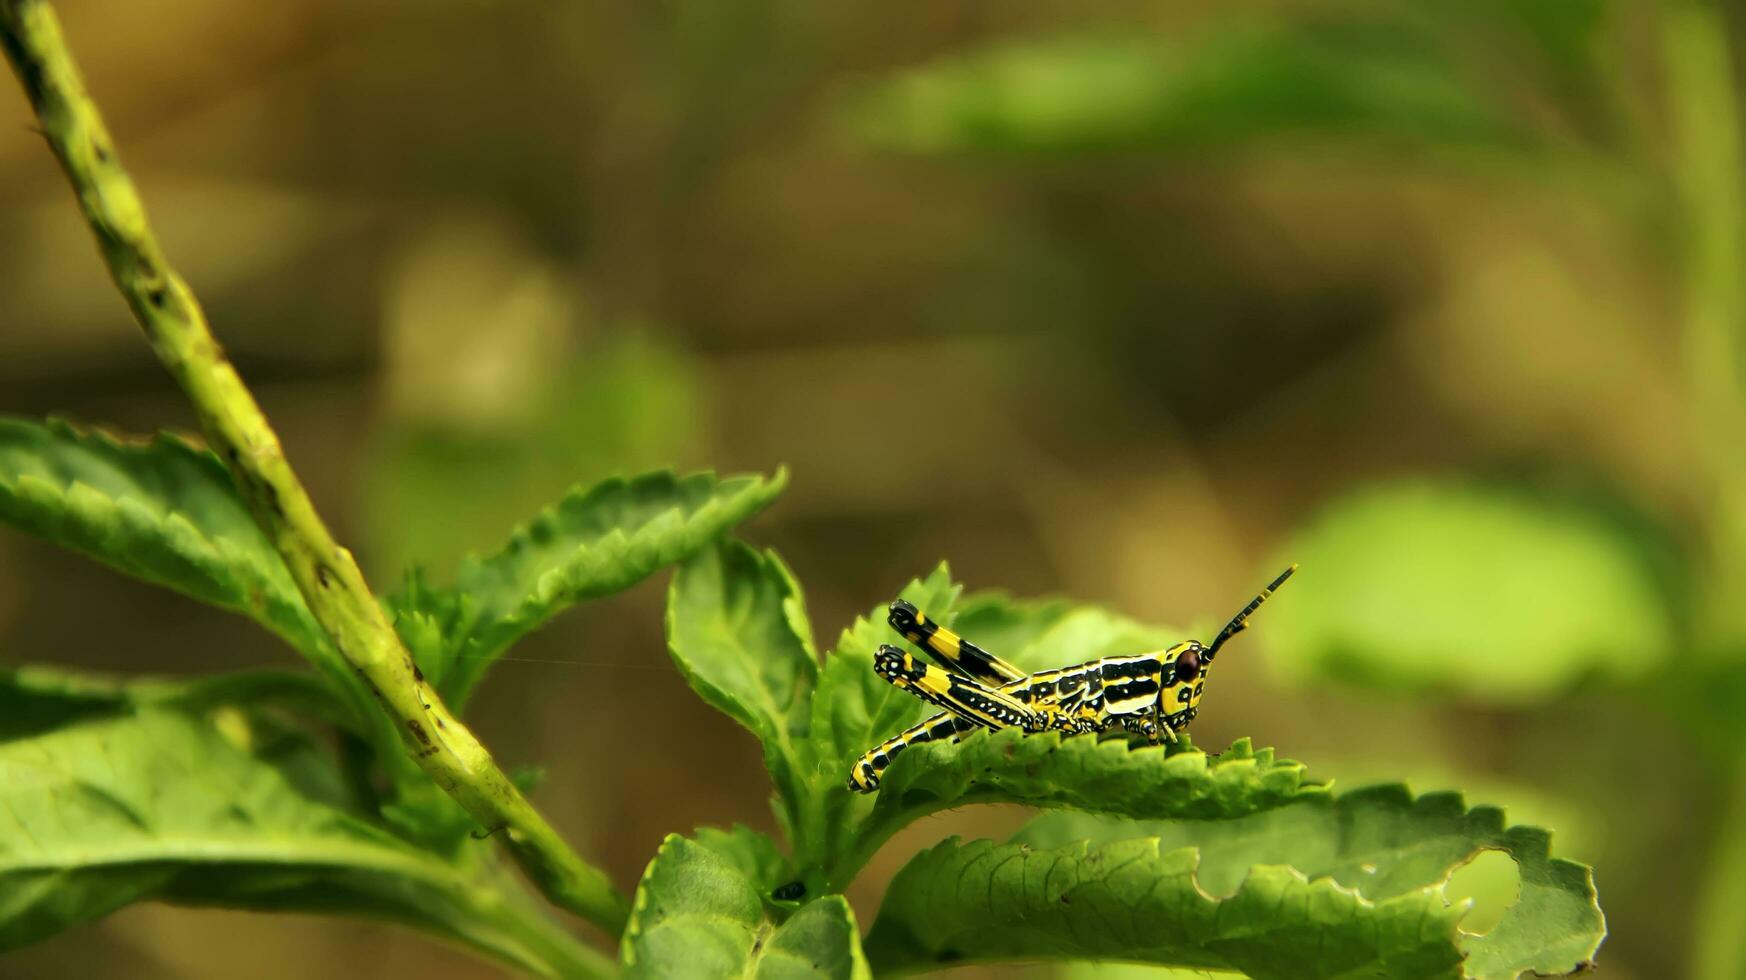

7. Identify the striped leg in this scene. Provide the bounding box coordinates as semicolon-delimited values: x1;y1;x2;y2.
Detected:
847;713;975;793
1114;709;1176;744
873;646;1045;733
888;600;1024;684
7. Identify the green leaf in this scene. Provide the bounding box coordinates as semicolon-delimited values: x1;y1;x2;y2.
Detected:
397;468;787;704
802;576;1204;882
942;592;1076;668
661;555;1197;880
817;587;1181;776
864;835;1469;979
952;593;1178;674
1407;0;1607;76
361;333;705;580
1003;785;1605;979
692;824;792;894
0;419;386;739
0;663;335;742
1262;481;1681;702
805;581;1214;882
833;734;1326;885
867;775;1605;978
801;565;961;874
0;417;330;666
0;667;608;978
622;835;870;980
759;898;870;980
807;566;963;787
1058;964;1236;980
668;542;818;843
840;22;1518;158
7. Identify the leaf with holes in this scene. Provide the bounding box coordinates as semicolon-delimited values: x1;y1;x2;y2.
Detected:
864;835;1470;978
997;784;1606;978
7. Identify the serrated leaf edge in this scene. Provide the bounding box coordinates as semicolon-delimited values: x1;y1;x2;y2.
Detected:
429;467;788;699
870;833;1475;977
0;416;328;658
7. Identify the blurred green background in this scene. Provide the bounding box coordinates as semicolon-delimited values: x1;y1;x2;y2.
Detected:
3;0;1742;977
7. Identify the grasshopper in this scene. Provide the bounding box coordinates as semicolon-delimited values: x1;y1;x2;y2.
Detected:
847;566;1296;793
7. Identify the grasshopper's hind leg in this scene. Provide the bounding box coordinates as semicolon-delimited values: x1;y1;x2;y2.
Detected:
847;713;973;793
888;600;1024;684
873;645;1045;733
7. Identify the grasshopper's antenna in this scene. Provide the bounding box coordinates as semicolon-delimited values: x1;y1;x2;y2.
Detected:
1204;565;1297;661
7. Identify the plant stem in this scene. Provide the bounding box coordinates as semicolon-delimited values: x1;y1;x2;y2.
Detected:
0;0;628;936
1666;0;1746;643
464;879;620;978
1663;3;1746;978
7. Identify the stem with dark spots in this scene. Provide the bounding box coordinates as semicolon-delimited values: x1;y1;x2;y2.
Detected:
0;0;628;936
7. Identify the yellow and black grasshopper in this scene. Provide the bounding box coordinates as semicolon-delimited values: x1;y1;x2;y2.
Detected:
847;566;1296;793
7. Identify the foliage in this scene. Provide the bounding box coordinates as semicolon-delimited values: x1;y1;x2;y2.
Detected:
0;413;781;967
657;540;1604;977
866;836;1469;979
0;0;1637;975
839;22;1521;159
1004;788;1601;980
665;543;818;844
0;666;609;978
621;835;869;980
835;1;1625;166
394;467;787;704
0;417;335;680
361;333;705;582
0;428;1608;974
1261;480;1682;701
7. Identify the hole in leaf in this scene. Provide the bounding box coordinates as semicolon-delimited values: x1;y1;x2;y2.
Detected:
1446;848;1521;936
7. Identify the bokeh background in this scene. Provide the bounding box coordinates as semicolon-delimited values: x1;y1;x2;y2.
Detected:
3;1;1743;977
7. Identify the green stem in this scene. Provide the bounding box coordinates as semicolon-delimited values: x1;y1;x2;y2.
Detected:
463;882;620;979
1663;4;1746;979
0;0;628;937
1694;759;1746;980
1666;0;1746;642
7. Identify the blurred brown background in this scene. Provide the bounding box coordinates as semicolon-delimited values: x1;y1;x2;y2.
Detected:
1;1;1733;977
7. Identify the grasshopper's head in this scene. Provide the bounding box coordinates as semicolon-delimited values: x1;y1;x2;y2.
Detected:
1158;641;1208;729
1160;565;1297;731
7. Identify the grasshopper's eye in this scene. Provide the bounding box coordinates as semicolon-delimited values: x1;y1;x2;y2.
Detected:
1173;649;1201;684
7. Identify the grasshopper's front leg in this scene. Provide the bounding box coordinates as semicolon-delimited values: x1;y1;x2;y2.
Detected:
1113;710;1177;744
